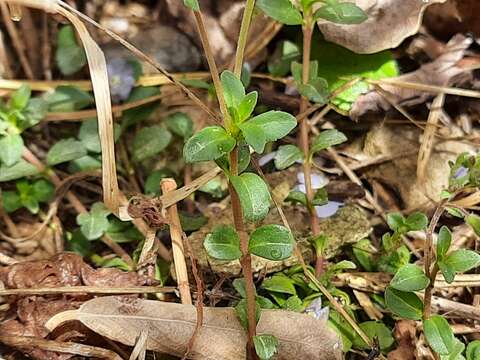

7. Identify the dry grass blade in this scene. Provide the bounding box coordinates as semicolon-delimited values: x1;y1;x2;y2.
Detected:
159;167;222;209
56;6;120;216
0;334;123;360
161;179;192;305
417;93;445;183
129;330;148;360
370;78;480;99
0;285;175;296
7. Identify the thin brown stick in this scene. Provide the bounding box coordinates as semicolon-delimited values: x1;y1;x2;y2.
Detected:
0;2;34;79
0;286;175;296
192;10;230;127
0;30;14;78
0;334;123;360
161;179;192;305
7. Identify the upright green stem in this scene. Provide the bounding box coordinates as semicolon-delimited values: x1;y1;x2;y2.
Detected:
423;202;446;320
231;2;258;358
234;0;256;77
193;2;258;358
299;13;321;273
192;11;232;129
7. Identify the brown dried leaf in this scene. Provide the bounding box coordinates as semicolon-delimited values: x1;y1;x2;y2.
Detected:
317;0;447;54
47;296;342;360
387;320;416;360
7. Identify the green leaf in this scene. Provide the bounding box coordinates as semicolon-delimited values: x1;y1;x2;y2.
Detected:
386;212;406;232
352;321;395;351
78;119;121;154
235;298;261;330
11;85;31;110
291;61;303;84
268;40;301;78
240;122;267;153
165;112;194;139
405;212;429;231
221;71;245;110
45;86;93;112
390;264;429;292
310;129;347;155
47;138;87;165
314;2;367;24
274;145;303;170
2;191;21;213
256;0;303;25
249;224;294;261
68;155;102;173
466;340;480;360
444;249;480;273
467;214;480;237
230;173;271;222
184;126;236;163
183;0;199;11
286;190;308;207
132;126;172;162
261;274;296;295
105;218;143;244
312;187;328;206
237;91;258;123
32;179;54;203
76;202;111;240
283;295;303;311
233;278;248;298
312;40;398;112
437;226;452;260
203;225;241;260
438;260;455;284
384;287;423;320
353;238;375;272
242;110;297;143
0;133;24;166
298;78;329;104
0;160;39;182
253;334;279;360
311;234;328;256
55;26;87;75
423;315;456;355
18;98;46;130
67;229;93;257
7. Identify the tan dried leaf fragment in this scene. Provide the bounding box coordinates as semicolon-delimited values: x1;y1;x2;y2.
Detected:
317;0;447;54
47;296;342;360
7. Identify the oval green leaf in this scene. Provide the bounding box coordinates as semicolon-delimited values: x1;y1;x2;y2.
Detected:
274;144;303;170
183;126;236;163
249;224;294;261
423;315;455;355
203;225;241;261
310;129;347;155
256;0;303;25
437;225;452;260
314;2;367;24
133;126;172;162
444;249;480;273
47;138;87;166
230;172;271;222
390;264;429;292
0;133;24;167
253;334;279;360
261;274;296;295
384;286;423;320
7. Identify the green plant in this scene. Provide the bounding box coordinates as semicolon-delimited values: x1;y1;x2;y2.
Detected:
257;0;366;279
384;153;480;359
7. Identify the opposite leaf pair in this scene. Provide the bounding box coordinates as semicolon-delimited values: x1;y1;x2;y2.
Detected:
204;224;294;261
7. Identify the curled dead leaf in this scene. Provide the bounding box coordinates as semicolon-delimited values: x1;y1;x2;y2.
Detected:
317;0;447;54
46;296;343;360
